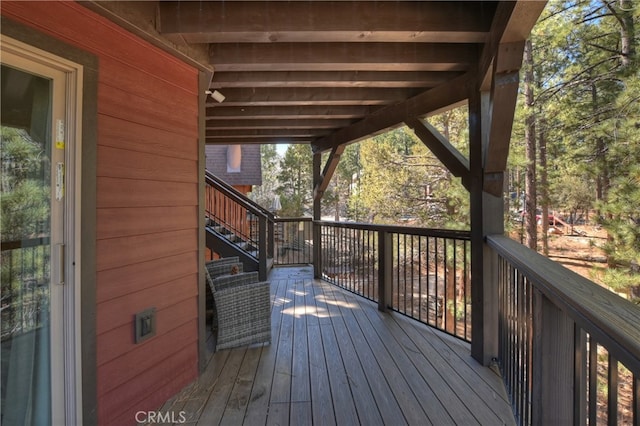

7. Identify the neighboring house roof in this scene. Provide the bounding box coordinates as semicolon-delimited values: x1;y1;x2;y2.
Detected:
205;144;262;186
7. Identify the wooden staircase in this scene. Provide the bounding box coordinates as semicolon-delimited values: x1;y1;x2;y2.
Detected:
205;171;274;281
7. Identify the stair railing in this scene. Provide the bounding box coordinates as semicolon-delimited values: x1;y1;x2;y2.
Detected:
205;171;274;261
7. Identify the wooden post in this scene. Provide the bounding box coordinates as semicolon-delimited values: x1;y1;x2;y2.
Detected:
481;88;503;366
469;87;486;363
472;41;525;365
470;85;506;365
258;215;267;281
377;230;393;312
313;152;322;279
532;290;574;425
268;218;274;259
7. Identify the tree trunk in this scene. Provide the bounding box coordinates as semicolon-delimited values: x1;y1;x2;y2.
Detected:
592;82;609;208
524;39;537;251
539;119;549;255
335;176;341;221
616;0;636;71
446;266;456;334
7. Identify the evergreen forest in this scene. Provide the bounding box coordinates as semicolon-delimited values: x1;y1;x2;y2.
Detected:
253;0;640;301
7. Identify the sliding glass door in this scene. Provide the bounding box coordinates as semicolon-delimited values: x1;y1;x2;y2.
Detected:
1;43;69;426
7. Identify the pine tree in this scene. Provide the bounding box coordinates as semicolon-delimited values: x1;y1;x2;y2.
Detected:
276;144;313;216
354;111;469;229
251;144;281;209
523;38;538;250
511;0;640;296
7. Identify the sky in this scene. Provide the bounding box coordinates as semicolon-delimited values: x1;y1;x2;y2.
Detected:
276;143;289;156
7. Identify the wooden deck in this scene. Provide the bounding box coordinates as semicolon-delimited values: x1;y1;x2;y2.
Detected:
156;266;515;425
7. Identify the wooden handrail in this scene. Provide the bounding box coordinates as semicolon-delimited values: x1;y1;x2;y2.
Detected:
316;220;471;240
487;234;640;375
274;217;313;223
205;171;273;220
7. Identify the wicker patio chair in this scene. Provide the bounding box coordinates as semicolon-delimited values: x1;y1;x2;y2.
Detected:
206;257;243;278
205;257;244;330
205;269;271;351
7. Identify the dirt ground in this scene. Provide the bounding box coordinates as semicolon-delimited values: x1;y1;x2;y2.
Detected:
511;224;609;286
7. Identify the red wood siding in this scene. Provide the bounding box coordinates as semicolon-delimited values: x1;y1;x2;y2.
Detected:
2;2;200;425
234;184;253;195
204;183;254;259
206;184;253;242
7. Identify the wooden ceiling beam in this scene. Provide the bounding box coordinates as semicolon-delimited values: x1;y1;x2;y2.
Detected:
314;145;346;201
312;73;471;153
484;42;525;172
483;42;525;196
209;43;477;72
207;129;331;138
477;1;546;89
205;137;311;145
472;1;545;195
158;1;495;43
406;118;471;190
206;118;354;129
206;105;375;120
206;87;419;107
210;71;462;89
190;31;487;44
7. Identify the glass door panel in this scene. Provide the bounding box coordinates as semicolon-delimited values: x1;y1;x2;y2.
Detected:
1;60;61;425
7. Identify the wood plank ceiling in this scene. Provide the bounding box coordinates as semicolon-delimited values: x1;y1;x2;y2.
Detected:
156;1;511;153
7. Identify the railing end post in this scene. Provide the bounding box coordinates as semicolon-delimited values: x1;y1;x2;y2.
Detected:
313;221;322;279
377;230;392;312
258;215;268;281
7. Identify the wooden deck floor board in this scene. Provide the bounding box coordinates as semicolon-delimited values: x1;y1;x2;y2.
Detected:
326;285;439;425
435;325;513;406
289;401;313;426
291;279;311;403
318;281;387;426
219;347;262;425
317;301;361;425
325;284;433;425
267;279;294;425
241;278;285;426
154;379;199;426
197;346;247;425
400;318;515;424
158;267;515;426
307;276;336;426
320;287;406;426
358;296;486;425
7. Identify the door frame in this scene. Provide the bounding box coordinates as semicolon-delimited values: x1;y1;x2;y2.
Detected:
1;17;99;425
2;35;83;425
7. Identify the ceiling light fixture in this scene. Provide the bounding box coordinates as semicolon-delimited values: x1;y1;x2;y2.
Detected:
205;89;226;103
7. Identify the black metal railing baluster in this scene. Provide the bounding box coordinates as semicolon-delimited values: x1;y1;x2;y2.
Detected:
608;354;618;426
311;221;469;341
490;235;639;426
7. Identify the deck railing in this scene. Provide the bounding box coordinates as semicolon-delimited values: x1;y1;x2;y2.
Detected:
488;235;640;426
317;221;472;341
273;217;313;266
201;195;639;423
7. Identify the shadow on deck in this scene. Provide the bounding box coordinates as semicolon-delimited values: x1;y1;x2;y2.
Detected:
156;266;515;425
